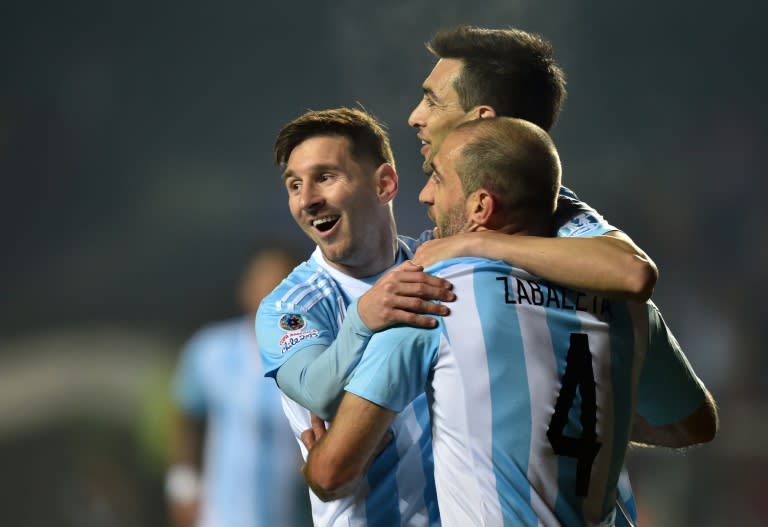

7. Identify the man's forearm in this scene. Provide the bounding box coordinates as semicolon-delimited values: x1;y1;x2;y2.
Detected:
631;394;718;448
414;230;657;301
303;393;396;501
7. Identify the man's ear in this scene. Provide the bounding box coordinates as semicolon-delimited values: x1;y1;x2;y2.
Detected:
375;163;398;203
467;188;497;226
477;105;497;119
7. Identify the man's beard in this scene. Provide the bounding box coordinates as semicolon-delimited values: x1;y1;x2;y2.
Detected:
436;202;468;238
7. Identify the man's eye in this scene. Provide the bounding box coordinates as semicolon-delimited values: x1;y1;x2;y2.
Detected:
287;181;301;191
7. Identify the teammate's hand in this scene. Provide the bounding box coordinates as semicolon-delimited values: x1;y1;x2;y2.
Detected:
412;231;511;269
412;235;471;269
300;414;327;451
357;260;455;331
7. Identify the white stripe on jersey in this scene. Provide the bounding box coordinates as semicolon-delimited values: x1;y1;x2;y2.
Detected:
432;263;499;526
518;302;562;527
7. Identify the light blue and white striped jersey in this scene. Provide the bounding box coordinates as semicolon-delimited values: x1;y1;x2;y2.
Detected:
172;317;308;527
257;238;440;527
346;258;706;527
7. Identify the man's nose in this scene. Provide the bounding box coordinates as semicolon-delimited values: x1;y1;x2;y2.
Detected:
418;178;434;204
408;101;425;128
299;184;324;211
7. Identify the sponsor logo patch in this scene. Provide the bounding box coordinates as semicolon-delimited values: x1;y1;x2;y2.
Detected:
279;313;305;331
279;329;320;354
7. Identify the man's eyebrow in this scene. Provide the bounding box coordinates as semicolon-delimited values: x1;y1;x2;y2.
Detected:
282;164;338;181
423;86;437;99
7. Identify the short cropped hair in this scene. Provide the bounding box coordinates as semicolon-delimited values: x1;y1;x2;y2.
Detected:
453;117;561;227
428;25;567;131
273;107;395;169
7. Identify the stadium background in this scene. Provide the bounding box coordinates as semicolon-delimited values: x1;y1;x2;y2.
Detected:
2;1;765;525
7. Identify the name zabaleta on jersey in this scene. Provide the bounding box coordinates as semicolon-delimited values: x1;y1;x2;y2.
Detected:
496;276;611;317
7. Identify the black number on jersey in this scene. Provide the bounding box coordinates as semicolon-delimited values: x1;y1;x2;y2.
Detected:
546;332;602;497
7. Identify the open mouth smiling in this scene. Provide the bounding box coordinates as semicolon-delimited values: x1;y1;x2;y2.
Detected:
312;215;340;233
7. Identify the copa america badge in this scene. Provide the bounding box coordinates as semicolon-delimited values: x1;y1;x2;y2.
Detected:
279;313;305;331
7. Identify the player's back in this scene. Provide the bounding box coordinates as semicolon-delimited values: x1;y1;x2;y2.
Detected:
429;257;647;527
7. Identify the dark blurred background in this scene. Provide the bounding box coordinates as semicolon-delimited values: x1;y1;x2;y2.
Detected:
2;1;766;525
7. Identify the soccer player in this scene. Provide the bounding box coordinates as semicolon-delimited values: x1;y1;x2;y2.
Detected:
302;117;717;526
256;107;636;526
401;26;690;524
407;26;656;301
167;246;310;527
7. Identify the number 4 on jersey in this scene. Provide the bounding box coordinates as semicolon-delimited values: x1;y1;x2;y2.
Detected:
546;332;602;497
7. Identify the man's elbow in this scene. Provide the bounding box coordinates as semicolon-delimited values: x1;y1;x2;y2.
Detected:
624;255;658;302
672;398;719;447
304;458;360;502
691;399;719;444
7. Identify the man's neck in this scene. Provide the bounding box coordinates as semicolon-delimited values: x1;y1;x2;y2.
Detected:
319;239;400;280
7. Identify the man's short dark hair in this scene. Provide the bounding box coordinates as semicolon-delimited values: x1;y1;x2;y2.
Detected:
274;107;395;169
428;25;567;131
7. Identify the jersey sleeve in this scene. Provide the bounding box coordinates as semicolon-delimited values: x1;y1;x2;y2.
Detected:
273;301;376;420
636;302;708;425
171;330;209;417
555;185;616;238
256;292;336;378
345;324;441;413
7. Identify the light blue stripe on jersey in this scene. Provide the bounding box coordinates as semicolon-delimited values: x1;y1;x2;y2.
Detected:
365;435;402;525
413;394;441;525
603;302;637;517
473;268;537;527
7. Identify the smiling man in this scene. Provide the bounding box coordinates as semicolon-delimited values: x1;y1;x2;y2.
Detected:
407;26;657;303
257;107;451;527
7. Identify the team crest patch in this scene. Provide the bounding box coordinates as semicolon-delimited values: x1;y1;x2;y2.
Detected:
279;313;305;331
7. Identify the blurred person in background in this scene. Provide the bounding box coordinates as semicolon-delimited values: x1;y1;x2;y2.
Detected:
166;245;310;527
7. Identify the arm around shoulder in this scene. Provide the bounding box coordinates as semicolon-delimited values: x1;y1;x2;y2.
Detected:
631;389;719;448
413;230;658;301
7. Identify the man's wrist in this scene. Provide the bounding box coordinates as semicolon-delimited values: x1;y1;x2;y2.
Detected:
165;464;202;503
348;300;375;335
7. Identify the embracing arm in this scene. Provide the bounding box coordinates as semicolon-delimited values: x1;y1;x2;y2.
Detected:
302;393;396;501
631;302;719;448
631;390;718;448
413;230;657;301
